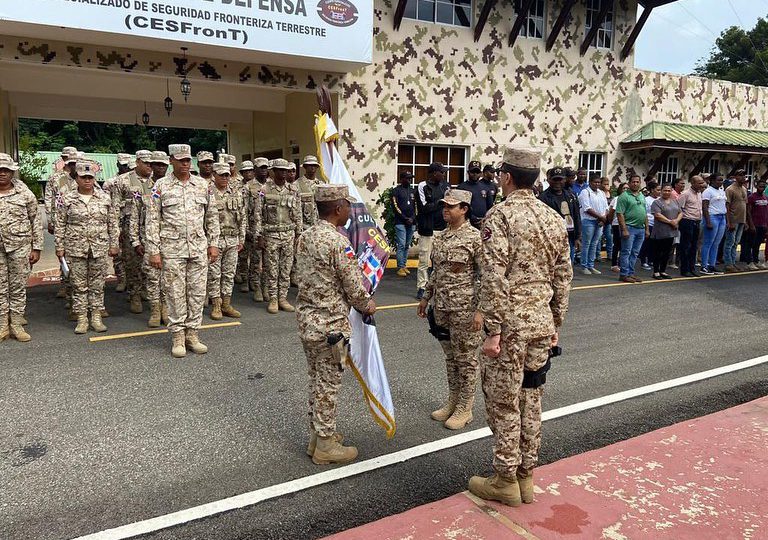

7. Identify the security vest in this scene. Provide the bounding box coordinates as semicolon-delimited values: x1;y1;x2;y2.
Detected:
123;172;153;218
214;186;244;237
295;177;317;230
261;181;295;234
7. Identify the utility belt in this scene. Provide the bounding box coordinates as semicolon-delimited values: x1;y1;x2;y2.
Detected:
263;224;294;233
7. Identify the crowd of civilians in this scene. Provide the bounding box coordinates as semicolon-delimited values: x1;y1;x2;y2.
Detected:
389;162;768;297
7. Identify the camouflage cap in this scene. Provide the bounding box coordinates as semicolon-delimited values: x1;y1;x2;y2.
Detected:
287;162;296;171
239;160;254;171
117;153;132;165
65;151;79;164
302;155;319;166
128;156;137;169
0;153;19;171
76;161;97;177
213;162;231;175
62;146;77;157
501;148;540;170
547;167;566;180
197;151;214;163
225;154;237;165
169;144;192;160
150;151;169;165
254;157;269;168
467;160;482;172
442;188;472;206
271;158;291;170
315;184;357;203
135;149;152;162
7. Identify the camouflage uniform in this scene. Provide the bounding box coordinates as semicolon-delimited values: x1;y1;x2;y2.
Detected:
478;180;572;479
295;218;370;438
253;175;301;303
242;178;265;292
101;153;132;282
294;177;320;231
145;172;220;335
55;187;119;316
208;183;246;299
128;176;161;306
0;179;43;323
423;212;482;426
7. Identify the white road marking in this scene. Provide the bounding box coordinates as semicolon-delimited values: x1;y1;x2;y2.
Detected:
74;355;768;540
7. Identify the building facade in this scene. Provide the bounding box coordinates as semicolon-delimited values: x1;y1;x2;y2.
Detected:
0;0;766;210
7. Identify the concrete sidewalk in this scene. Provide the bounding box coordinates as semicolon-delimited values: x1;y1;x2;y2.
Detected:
324;396;768;540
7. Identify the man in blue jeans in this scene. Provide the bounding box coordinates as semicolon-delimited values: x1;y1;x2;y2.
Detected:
392;171;416;277
577;173;609;275
615;175;648;283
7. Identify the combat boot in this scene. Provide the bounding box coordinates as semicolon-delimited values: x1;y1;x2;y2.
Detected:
221;296;241;318
267;298;279;314
185;329;208;354
129;294;143;314
147;303;161;328
468;474;522;507
445;393;474;430
239;281;250;293
278;298;295;312
306;431;344;457
10;315;30;342
68;309;78;322
0;315;9;342
20;314;28;325
312;435;358;465
100;309;110;318
517;468;535;504
171;331;186;358
90;312;107;333
56;284;68;298
115;276;127;292
74;314;89;334
161;302;169;325
210;298;223;320
431;388;459;422
252;284;264;303
234;274;244;285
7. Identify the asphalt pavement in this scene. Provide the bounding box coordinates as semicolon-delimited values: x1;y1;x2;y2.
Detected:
1;263;767;540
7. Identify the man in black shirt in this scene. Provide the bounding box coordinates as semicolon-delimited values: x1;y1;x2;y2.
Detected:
415;162;449;299
481;164;499;205
457;160;495;229
540;166;581;263
392;171;416;277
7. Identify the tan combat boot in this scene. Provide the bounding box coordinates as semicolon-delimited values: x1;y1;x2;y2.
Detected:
74;314;89;334
278;298;295;312
56;284;68;298
100;309;110;318
517;468;535;504
210;297;223;320
20;314;28;325
431;387;459;422
239;281;250;293
312;435;358;465
306;431;344;457
185;329;208;354
115;277;127;293
147;303;161;328
468;474;522;507
267;298;279;314
445;393;474;430
252;283;264;303
161;302;169;325
221;296;241;318
171;331;186;358
0;315;9;342
234;274;244;285
129;294;143;314
90;312;107;333
10;315;30;342
68;309;78;322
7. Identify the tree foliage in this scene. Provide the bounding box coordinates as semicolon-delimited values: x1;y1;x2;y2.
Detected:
694;18;768;86
19;119;228;154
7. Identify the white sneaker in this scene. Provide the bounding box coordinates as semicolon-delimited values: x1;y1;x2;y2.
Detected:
641;264;652;271
760;262;768;270
581;268;592;275
590;268;602;275
748;263;759;271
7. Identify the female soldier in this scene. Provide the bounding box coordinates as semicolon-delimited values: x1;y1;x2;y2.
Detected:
417;188;483;430
56;161;119;334
0;153;43;342
208;162;246;320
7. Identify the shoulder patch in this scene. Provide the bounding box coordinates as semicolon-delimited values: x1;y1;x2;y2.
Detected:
482;226;492;241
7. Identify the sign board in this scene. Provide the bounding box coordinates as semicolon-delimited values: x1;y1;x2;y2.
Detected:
0;0;372;66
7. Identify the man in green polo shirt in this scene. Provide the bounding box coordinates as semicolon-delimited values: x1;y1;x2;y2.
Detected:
615;175;649;282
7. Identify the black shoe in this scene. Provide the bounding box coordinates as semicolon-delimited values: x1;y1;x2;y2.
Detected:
660;273;672;279
681;272;693;277
710;266;724;275
690;271;701;277
700;267;713;275
653;273;662;280
416;288;425;300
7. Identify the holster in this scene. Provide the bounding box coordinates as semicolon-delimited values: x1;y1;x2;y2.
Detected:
427;307;450;341
521;346;561;389
327;332;349;371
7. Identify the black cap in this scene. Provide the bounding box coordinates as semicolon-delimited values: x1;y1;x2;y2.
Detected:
467;160;482;172
483;164;495;172
428;162;446;173
547;167;566;180
564;167;576;177
399;171;414;180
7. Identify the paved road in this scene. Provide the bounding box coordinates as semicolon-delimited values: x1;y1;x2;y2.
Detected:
1;265;767;540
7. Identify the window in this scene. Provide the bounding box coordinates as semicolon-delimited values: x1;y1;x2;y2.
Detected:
584;0;614;50
397;143;468;186
701;158;720;176
578;152;605;178
404;0;471;27
515;0;546;39
656;156;679;184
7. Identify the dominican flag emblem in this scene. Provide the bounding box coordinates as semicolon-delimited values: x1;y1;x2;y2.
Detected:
151;186;161;200
361;251;384;288
344;245;355;260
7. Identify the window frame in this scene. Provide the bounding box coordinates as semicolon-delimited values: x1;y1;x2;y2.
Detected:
584;0;614;51
702;158;720;176
397;142;469;187
405;0;473;28
515;0;547;40
656;156;679;184
578;151;606;179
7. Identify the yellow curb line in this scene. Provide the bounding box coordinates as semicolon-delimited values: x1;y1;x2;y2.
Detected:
89;322;241;342
377;270;768;311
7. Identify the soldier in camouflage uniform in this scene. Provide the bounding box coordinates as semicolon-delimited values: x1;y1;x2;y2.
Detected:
55;161;119;335
290;159;320;286
253;158;301;314
207;162;246;320
197;151;215;183
145;144;221;358
113;150;154;313
150;151;170;182
0;154;43;343
102;153;132;290
468;148;572;507
239;157;270;300
295;184;376;465
300;155;323;188
235;160;254;291
417;189;483;431
44;148;78;299
227;154;244;190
